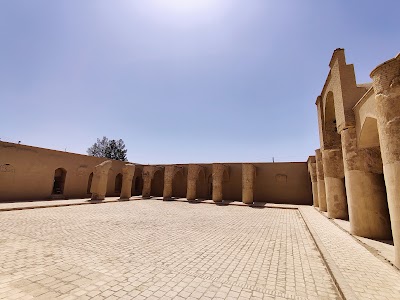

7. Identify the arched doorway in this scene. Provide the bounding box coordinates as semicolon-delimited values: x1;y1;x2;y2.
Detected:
52;168;67;195
115;173;123;193
151;169;164;197
87;172;93;194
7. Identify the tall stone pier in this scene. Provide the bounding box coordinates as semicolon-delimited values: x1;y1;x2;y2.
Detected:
142;166;162;199
212;163;229;202
120;164;135;200
322;149;348;219
163;165;182;200
315;150;327;212
90;160;112;200
371;54;400;267
307;156;319;207
186;165;204;201
341;127;391;239
242;164;256;204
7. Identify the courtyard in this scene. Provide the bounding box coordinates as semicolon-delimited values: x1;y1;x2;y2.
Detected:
1;199;400;300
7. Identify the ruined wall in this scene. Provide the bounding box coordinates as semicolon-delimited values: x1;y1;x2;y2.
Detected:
0;142;128;201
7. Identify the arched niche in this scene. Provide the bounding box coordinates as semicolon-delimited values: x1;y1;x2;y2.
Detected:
172;168;186;198
196;168;207;199
151;169;164;197
132;175;143;196
52;168;67;195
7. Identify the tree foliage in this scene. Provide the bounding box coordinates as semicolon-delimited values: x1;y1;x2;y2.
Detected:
87;136;128;161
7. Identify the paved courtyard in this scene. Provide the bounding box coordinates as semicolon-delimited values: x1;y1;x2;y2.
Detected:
0;200;339;300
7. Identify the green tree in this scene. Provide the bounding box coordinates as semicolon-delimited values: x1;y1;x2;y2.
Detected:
87;136;128;161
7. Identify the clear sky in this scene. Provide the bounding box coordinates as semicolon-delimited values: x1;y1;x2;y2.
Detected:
0;1;399;164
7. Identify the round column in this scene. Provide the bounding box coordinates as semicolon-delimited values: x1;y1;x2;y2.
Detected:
212;164;226;202
315;150;327;212
141;166;153;199
187;165;200;201
371;54;400;266
322;149;348;219
163;166;174;200
242;164;255;204
341;127;391;239
308;159;319;207
90;160;112;200
120;164;135;200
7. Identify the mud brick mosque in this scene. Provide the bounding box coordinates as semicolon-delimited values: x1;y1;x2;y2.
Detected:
1;48;400;268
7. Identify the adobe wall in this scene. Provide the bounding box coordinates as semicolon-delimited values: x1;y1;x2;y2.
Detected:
0;142;312;204
153;162;312;205
0;142;129;201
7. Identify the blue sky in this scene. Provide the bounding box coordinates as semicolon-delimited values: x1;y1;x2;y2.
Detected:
1;0;399;164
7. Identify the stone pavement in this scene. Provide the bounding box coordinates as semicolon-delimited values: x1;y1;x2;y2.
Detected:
0;197;124;211
299;207;400;300
0;197;299;212
332;218;395;266
0;200;339;300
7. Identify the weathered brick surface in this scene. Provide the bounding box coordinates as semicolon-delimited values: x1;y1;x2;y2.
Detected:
0;200;338;299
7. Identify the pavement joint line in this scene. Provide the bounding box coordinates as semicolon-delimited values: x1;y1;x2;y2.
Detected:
299;207;357;300
314;207;400;273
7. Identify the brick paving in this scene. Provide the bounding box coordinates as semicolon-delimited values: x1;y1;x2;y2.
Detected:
0;197;124;211
0;200;339;299
300;206;400;299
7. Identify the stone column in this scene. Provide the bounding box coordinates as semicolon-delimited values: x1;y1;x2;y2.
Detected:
120;164;135;200
142;166;157;199
315;150;327;212
341;127;391;239
322;149;348;219
371;54;400;266
307;157;319;207
163;165;182;200
242;164;256;204
212;164;229;202
187;165;202;201
90;160;112;200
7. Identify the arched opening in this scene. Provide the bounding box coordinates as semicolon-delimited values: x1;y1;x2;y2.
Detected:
114;173;123;193
196;169;207;199
151;169;164;197
132;176;143;196
52;168;67;195
87;172;93;194
324;92;341;149
172;170;186;198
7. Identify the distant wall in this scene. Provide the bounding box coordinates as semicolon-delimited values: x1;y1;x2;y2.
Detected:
0;142;312;205
158;163;312;205
0;142;129;201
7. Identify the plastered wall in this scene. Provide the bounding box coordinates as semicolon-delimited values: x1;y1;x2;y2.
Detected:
0;142;127;201
0;142;312;204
